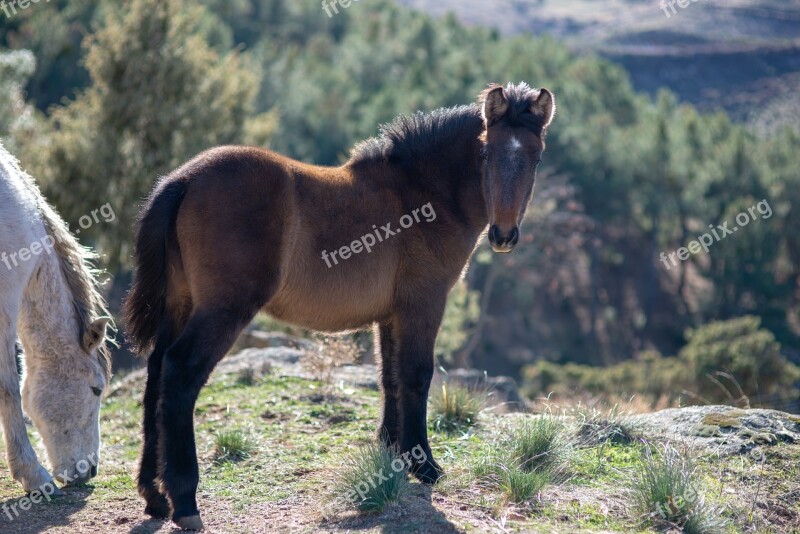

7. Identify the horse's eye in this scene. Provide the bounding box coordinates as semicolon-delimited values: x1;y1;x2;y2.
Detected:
91;387;103;397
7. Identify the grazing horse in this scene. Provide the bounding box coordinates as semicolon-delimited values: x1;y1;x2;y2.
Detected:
124;82;555;530
0;143;111;495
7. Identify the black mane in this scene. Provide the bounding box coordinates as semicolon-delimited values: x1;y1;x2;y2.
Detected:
348;82;546;167
349;104;482;166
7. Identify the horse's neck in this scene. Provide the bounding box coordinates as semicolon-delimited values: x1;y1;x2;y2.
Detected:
424;129;488;233
19;249;79;362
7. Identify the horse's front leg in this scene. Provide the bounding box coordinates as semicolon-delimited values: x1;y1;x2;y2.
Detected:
394;300;446;484
0;319;58;494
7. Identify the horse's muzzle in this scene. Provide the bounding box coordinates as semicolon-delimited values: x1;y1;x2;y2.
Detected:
489;225;519;253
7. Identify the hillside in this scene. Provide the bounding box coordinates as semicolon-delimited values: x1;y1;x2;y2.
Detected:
396;0;800;134
0;338;798;533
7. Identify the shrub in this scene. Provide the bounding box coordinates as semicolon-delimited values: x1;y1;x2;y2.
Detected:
680;316;800;406
521;317;800;408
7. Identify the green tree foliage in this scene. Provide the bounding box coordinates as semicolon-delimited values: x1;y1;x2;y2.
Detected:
20;0;275;268
0;50;37;144
1;0;798;390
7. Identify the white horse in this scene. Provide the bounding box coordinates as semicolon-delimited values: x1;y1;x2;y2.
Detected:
0;142;111;495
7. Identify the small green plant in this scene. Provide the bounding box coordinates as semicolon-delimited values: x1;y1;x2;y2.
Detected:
630;444;728;533
429;382;484;434
213;430;253;463
334;441;410;513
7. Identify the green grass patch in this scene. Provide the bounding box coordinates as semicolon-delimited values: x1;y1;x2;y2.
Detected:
510;415;572;474
334;441;410;513
213;430;253;464
429;382;484;434
630;444;729;533
474;413;573;504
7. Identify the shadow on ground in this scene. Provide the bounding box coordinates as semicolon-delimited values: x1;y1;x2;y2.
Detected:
330;485;460;534
0;486;95;534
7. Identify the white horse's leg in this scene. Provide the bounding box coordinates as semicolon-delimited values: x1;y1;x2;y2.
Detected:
0;288;55;493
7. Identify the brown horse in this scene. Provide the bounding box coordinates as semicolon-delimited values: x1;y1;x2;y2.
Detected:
123;82;555;530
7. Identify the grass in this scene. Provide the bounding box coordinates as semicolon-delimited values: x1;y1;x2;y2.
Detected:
630;444;729;533
473;413;573;504
494;465;551;503
511;415;571;474
333;440;410;513
213;430;253;464
1;354;796;532
429;382;484;434
574;405;634;447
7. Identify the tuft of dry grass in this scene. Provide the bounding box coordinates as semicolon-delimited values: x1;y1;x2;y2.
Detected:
302;335;360;385
429;382;484;434
629;444;729;533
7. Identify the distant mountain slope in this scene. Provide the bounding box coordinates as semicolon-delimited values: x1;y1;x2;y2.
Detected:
396;0;800;134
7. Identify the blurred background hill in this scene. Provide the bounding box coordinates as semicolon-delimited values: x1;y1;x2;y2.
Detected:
398;0;800;135
1;0;799;411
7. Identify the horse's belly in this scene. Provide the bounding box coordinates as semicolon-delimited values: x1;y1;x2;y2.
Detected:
264;257;395;332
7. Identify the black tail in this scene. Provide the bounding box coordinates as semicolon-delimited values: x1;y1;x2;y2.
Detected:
123;178;187;354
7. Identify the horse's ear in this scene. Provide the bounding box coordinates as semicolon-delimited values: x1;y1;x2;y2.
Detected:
531;88;556;130
482;85;509;126
83;318;111;352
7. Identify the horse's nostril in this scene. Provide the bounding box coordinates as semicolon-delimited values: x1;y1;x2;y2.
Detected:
509;227;519;245
489;224;500;244
90;465;98;478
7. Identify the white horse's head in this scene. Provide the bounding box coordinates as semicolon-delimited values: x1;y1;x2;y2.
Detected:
22;318;111;485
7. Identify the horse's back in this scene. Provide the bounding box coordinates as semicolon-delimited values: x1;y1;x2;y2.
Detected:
0;146;46;255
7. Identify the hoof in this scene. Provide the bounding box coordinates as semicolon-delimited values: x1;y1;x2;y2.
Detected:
412;460;444;485
174;515;204;531
28;482;63;498
143;493;170;519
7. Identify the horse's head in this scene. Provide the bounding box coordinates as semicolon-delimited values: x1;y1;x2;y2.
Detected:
22;318;111;486
479;82;556;253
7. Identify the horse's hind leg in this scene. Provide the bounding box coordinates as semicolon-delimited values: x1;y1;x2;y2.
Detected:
377;322;401;447
0;289;56;493
138;321;178;519
157;305;260;530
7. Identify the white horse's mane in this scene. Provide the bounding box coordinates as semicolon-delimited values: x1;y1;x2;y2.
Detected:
0;141;112;381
